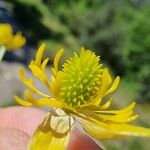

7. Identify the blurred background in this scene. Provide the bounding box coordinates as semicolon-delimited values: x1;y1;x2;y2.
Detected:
0;0;150;149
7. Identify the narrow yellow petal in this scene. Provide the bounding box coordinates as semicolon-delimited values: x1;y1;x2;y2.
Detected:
95;102;136;115
50;71;64;98
98;99;112;110
24;90;33;100
108;123;150;137
92;68;112;106
100;68;112;94
81;98;112;111
90;96;103;106
31;98;63;108
82;119;150;139
54;48;64;73
19;67;49;97
95;102;136;123
16;89;63;108
104;76;120;96
35;43;45;66
80;118;120;139
97;113;135;123
14;96;33;107
42;58;49;71
127;115;138;122
28;112;71;150
85;126;120;139
29;64;48;83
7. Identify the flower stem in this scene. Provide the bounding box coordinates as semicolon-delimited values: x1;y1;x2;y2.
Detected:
0;46;6;61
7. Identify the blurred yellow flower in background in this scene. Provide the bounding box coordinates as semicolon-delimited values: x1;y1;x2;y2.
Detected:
0;23;26;50
15;44;150;150
0;23;26;61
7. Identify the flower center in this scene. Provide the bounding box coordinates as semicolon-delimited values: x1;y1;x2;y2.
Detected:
60;49;103;107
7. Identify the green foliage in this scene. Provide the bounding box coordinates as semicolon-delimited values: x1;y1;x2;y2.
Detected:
54;0;126;75
124;7;150;75
7;0;79;58
138;70;150;102
129;139;143;150
7;0;150;101
123;6;150;101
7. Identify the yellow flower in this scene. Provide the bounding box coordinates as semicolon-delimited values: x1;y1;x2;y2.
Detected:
0;23;26;50
15;44;150;150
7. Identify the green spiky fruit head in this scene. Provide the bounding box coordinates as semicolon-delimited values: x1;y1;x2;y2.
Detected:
60;48;103;107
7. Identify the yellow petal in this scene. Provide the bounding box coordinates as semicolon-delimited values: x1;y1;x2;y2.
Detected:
19;67;49;97
42;58;49;71
95;102;136;123
80;118;120;139
15;96;33;107
95;102;136;115
29;64;48;83
35;43;45;66
30;98;63;108
28;112;72;150
100;68;112;95
50;71;64;98
82;119;150;139
97;113;138;123
92;69;112;106
109;123;150;137
53;48;64;74
80;98;112;111
15;90;63;108
98;99;112;110
104;76;120;96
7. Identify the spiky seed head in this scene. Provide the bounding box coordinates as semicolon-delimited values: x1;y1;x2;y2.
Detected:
59;49;103;107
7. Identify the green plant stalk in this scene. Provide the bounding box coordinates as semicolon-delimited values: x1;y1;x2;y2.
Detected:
0;46;6;61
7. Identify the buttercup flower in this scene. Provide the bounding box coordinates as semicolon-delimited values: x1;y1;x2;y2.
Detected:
15;44;150;150
0;23;26;61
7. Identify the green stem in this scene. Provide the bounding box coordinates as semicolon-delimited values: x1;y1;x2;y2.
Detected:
0;46;6;61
